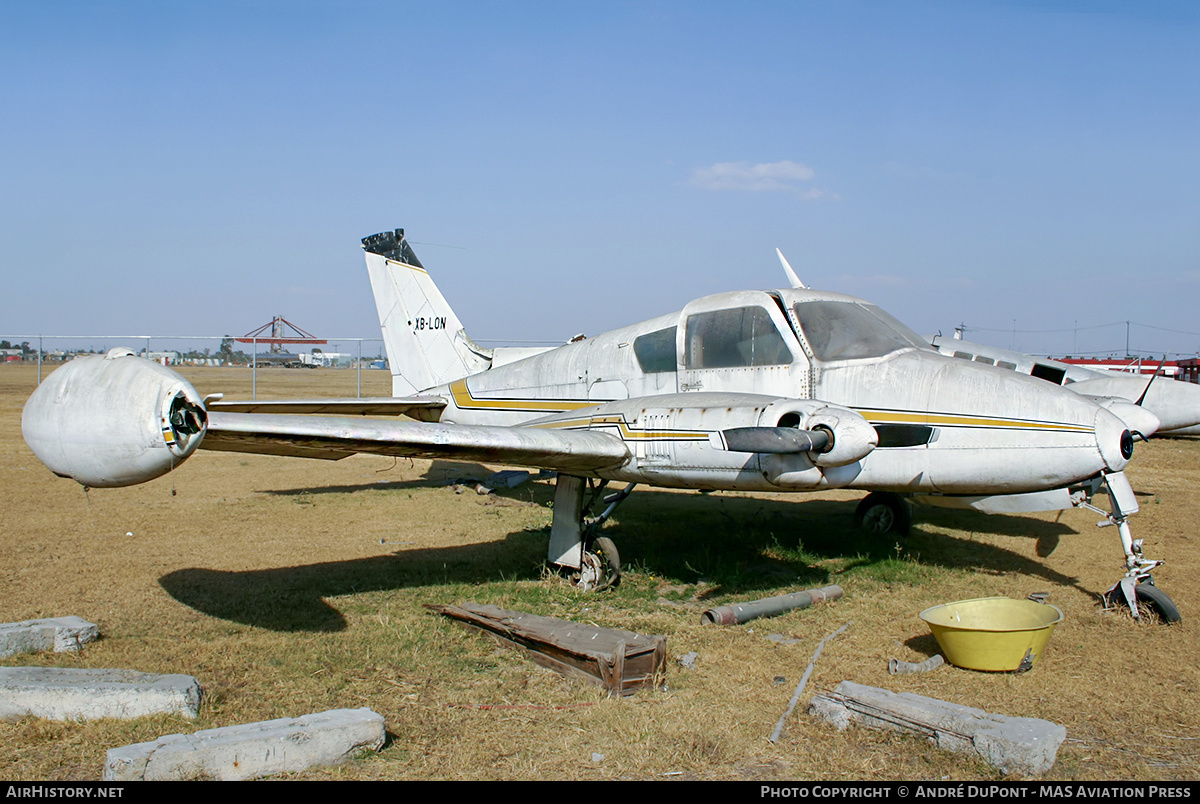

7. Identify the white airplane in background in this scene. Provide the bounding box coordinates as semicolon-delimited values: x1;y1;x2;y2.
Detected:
773;249;1197;440
925;336;1200;438
21;229;1177;621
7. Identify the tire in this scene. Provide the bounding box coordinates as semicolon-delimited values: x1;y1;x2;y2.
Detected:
1134;582;1182;625
854;492;912;537
592;536;621;590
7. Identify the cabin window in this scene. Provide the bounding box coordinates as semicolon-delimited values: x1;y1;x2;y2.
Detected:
685;307;792;369
997;361;1017;371
1030;363;1067;385
973;356;995;365
794;301;926;361
633;327;677;374
952;351;973;360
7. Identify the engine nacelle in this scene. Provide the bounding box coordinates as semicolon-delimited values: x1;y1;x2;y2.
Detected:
22;349;208;488
756;398;878;468
572;393;877;492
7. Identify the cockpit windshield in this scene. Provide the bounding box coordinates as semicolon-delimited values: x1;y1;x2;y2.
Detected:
793;301;928;361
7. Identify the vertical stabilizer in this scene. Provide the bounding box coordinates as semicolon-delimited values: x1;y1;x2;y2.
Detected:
362;229;492;395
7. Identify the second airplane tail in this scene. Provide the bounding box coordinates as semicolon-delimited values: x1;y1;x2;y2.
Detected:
362;229;492;395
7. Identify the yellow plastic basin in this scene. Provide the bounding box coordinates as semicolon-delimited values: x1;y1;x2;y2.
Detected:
918;597;1064;672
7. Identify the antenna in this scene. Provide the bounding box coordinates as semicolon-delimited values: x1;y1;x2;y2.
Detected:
776;249;806;289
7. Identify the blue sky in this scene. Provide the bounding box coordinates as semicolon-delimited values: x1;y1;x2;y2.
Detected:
2;1;1197;358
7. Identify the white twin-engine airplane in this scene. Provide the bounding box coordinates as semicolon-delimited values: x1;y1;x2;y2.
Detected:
20;229;1176;620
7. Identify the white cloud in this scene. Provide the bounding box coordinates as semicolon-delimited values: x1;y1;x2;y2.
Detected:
689;160;819;193
799;188;840;201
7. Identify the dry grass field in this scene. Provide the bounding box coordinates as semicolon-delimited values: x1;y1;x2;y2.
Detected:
2;363;1197;781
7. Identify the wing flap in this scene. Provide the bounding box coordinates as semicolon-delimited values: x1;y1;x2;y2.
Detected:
202;412;630;473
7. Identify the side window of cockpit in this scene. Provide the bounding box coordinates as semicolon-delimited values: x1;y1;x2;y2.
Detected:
685;307;792;369
633;327;677;373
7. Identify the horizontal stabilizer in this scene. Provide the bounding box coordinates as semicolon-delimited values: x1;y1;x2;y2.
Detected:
202;412;630;473
208;396;446;417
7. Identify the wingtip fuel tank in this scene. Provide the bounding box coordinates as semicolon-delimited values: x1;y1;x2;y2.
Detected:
22;349;208;488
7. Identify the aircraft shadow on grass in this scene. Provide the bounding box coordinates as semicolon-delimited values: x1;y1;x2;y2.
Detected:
159;482;1088;633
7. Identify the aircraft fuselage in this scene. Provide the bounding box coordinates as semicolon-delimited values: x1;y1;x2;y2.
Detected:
424;287;1132;496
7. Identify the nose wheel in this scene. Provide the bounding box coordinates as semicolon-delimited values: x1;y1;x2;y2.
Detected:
1104;577;1181;625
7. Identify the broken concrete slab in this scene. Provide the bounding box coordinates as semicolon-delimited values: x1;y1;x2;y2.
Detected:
104;707;386;781
430;602;666;696
0;616;98;659
0;667;201;721
809;680;1065;776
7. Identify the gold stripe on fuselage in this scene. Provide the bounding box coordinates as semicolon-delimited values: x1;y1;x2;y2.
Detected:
855;408;1094;434
527;414;709;442
450;379;598;414
448;381;1095;437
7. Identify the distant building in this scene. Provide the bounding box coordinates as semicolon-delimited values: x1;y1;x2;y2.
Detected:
139;350;181;365
1055;357;1184;380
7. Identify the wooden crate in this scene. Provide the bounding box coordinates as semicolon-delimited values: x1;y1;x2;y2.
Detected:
429;603;667;697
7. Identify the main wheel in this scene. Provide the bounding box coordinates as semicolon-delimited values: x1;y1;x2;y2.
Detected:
568;536;621;591
592;536;621;590
854;492;912;536
1133;582;1182;624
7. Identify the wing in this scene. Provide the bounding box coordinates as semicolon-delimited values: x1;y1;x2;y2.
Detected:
201;412;631;473
207;396;445;417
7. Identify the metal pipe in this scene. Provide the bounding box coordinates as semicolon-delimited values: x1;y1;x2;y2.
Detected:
702;584;843;626
888;654;945;675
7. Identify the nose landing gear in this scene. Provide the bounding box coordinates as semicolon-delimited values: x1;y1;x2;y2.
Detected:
1076;472;1180;624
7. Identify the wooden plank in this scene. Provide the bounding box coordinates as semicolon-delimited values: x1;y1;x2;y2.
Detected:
428;603;666;697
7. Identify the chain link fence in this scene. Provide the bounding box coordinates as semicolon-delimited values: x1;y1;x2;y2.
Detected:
1;334;388;397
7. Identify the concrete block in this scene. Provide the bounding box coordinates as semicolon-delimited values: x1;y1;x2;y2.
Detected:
0;617;98;659
809;680;1066;776
104;707;387;781
0;667;201;721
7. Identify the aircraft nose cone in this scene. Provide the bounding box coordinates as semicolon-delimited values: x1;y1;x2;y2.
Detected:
1093;406;1133;473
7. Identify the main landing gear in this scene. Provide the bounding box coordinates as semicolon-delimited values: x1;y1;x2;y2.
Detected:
854;491;912;537
547;475;633;592
1074;472;1180;624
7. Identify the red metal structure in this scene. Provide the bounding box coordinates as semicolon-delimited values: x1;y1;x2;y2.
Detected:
234;316;327;354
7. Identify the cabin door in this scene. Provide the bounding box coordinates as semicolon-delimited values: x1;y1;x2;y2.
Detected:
677;292;811;400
